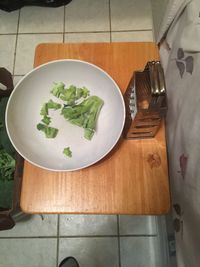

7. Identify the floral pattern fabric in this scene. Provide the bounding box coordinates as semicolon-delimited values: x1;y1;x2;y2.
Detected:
159;1;200;266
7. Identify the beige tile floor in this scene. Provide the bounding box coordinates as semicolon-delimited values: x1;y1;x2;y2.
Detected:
0;1;170;267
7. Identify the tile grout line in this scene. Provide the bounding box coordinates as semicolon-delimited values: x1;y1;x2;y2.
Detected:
12;9;21;76
117;215;121;267
57;234;158;238
0;236;58;239
0;29;152;36
0;234;158;239
110;29;152;33
56;215;60;267
108;0;112;42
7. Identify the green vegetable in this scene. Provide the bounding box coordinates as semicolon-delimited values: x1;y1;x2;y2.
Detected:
37;123;58;138
61;96;104;140
0;149;15;181
60;85;76;104
84;128;95;140
44;127;58;138
37;83;103;160
51;82;65;98
52;84;90;106
37;123;46;131
40;100;61;116
41;115;51;125
81;86;90;98
38;99;61;136
76;88;84;100
40;103;48;116
63;147;72;158
46;99;61;110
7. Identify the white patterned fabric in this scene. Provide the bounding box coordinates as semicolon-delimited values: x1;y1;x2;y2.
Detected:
158;1;200;267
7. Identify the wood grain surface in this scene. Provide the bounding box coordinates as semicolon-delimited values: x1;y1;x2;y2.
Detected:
20;42;170;214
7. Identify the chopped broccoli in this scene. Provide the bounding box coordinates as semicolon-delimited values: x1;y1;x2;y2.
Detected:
41;115;51;125
61;95;104;140
40;103;48;116
75;86;89;99
84;128;94;140
82;86;90;98
53;84;90;106
63;147;72;158
46;99;61;110
44;126;58;138
60;85;76;105
38;100;60;139
76;88;84;100
40;99;61;116
37;83;104;161
37;123;58;138
51;82;65;98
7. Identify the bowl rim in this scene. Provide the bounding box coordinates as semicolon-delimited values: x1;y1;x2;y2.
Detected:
5;59;126;172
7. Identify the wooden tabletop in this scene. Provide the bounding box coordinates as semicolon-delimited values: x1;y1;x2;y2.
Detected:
20;42;170;214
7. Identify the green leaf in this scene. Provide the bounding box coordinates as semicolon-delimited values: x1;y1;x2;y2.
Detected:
0;149;15;181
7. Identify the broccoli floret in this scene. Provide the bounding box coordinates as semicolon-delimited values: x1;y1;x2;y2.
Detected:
46;99;61;110
51;82;65;98
40;103;48;116
41;115;51;125
63;147;72;158
61;95;103;140
37;123;58;138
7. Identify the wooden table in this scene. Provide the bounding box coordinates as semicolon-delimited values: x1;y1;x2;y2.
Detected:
20;42;170;215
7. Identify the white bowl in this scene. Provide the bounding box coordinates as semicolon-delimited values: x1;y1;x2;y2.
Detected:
6;60;125;171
